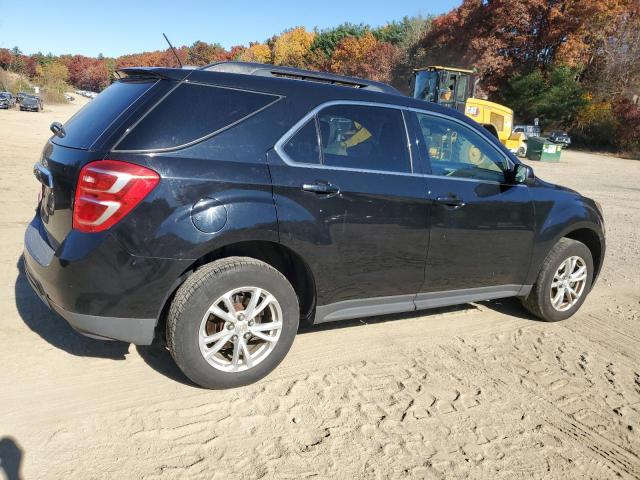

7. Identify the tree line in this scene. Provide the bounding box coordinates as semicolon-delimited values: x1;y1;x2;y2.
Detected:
1;0;638;155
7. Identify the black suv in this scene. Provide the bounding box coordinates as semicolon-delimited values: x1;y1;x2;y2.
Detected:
549;130;571;148
20;95;43;112
0;91;15;109
24;62;605;388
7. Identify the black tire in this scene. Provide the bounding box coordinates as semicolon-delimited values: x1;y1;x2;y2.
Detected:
521;238;593;321
167;257;299;389
517;146;526;157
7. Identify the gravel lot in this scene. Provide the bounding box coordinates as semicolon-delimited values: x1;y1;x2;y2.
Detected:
1;100;639;479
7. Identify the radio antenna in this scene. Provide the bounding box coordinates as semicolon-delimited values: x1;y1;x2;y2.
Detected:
162;33;183;68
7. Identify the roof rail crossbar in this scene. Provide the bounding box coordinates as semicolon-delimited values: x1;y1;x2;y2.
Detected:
201;61;400;95
269;71;365;88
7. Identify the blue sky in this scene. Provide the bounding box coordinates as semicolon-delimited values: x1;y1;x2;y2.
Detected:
0;0;459;57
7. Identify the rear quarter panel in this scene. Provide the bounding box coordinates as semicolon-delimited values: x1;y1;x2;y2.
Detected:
107;99;295;261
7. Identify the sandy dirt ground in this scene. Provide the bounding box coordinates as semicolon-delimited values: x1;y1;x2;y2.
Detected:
0;98;639;480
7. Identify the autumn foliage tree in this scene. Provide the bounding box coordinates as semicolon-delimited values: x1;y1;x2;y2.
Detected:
187;41;228;65
116;47;188;69
62;55;110;91
311;23;370;57
39;62;69;102
330;32;400;83
272;27;315;68
237;43;272;64
416;0;635;93
0;48;11;70
1;4;637;155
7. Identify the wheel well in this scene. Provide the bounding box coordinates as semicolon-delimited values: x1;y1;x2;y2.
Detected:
156;241;316;338
564;228;603;282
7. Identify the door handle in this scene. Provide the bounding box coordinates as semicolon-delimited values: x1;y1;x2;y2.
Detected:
302;182;340;196
435;196;466;209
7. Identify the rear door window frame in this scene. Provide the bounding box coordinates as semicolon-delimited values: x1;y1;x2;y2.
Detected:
275;100;417;176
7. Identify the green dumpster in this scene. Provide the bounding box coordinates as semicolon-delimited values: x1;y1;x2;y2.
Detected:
525;136;562;162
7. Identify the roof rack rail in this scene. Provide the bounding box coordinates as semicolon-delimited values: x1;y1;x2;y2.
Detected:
201;61;401;95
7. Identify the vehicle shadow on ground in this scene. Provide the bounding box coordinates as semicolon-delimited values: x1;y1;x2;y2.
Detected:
0;436;23;480
15;255;196;385
136;341;196;387
476;296;541;321
15;255;129;360
15;252;539;387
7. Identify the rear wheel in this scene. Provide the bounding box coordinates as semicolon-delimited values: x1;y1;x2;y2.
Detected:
521;238;593;321
167;257;299;388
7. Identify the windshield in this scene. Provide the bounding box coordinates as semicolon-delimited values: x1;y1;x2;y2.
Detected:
23;97;37;104
413;71;439;102
0;93;9;99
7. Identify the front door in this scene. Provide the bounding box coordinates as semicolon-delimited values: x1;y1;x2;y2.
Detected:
412;111;535;295
268;102;431;318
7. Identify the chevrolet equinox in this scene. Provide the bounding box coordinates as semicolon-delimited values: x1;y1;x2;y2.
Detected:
24;62;606;388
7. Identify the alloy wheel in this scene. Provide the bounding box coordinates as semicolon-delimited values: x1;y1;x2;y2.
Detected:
549;256;588;312
199;287;283;372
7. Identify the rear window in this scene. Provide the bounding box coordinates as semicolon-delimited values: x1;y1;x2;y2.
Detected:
115;83;280;151
53;79;156;150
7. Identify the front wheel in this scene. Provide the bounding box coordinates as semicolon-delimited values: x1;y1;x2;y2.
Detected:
521;238;593;321
167;257;299;388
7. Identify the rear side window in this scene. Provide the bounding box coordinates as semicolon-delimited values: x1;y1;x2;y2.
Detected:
53;79;156;150
116;83;279;151
282;120;321;164
317;104;411;173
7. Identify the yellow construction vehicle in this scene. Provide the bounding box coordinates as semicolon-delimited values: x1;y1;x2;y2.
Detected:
411;66;527;157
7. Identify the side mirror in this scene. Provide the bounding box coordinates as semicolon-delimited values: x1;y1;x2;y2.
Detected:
513;163;535;185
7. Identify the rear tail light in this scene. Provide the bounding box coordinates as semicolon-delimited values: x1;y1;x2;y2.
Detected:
73;160;160;233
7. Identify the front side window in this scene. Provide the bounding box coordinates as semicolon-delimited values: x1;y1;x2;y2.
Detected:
416;113;508;182
316;104;411;173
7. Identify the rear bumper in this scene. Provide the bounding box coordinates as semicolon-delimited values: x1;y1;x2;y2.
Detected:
24;214;192;345
50;301;157;344
25;263;156;343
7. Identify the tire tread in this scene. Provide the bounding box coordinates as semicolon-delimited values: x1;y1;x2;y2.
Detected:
166;256;293;379
522;238;591;321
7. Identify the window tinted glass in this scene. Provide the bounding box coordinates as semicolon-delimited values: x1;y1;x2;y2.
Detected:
416;113;508;182
317;104;410;173
455;76;468;102
53;79;156;150
283;119;320;164
117;83;278;151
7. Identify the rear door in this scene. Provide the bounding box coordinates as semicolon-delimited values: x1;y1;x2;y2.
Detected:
411;111;535;293
268;101;431;313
